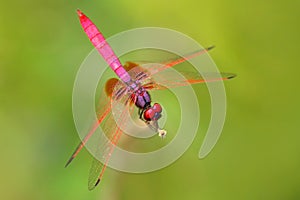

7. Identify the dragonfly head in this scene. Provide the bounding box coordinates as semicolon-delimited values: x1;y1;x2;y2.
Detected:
143;103;162;121
143;103;167;138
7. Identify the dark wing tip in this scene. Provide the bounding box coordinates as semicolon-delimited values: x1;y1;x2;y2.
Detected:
95;179;101;187
206;45;215;51
227;73;237;79
88;179;101;190
64;156;75;168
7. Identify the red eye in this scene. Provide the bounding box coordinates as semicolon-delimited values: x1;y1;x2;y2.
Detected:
144;108;155;121
152;103;162;113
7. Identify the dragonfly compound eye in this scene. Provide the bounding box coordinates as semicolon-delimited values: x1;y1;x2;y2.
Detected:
144;108;155;121
152;103;162;113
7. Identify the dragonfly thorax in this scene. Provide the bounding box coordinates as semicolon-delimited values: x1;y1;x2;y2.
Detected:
134;88;151;109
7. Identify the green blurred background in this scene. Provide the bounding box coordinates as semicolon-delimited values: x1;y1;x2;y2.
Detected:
1;0;299;199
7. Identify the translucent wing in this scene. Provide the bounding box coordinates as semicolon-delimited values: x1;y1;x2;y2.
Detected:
87;81;135;190
145;71;236;90
87;102;134;190
122;46;236;90
128;46;215;76
65;78;125;167
65;93;112;167
122;62;235;91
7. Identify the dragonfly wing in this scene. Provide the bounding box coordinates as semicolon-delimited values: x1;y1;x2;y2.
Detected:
145;71;236;90
88;155;103;190
65;93;112;167
123;61;236;90
65;78;125;167
126;46;215;76
122;47;235;91
87;81;135;190
123;61;156;92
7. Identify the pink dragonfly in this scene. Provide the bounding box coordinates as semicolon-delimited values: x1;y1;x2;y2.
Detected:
66;9;236;190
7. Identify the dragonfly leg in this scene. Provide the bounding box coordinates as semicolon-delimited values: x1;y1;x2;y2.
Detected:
138;108;144;120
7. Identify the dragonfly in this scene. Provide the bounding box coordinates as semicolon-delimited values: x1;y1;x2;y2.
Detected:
65;9;236;190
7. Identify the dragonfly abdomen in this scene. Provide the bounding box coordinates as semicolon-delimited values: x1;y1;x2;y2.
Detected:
77;10;131;83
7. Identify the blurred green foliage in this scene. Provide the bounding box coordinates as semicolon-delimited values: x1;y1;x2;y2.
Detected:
0;0;299;199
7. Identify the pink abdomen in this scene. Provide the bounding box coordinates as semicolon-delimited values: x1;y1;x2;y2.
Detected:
78;11;131;83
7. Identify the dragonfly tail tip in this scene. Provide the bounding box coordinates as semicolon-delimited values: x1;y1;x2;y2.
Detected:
77;9;83;17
